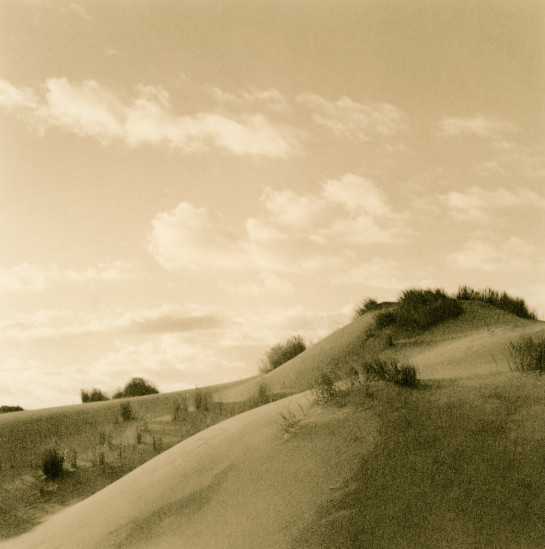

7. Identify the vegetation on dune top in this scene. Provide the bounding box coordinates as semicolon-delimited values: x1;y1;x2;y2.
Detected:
357;286;538;336
456;285;537;320
373;288;463;333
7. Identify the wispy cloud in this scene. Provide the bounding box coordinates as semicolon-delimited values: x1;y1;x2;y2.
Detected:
205;86;291;113
297;93;406;139
437;116;518;139
0;304;224;341
0;260;137;293
0;78;296;158
448;237;537;272
441;186;545;222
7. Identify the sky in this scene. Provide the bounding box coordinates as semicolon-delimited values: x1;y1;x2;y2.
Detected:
1;0;544;409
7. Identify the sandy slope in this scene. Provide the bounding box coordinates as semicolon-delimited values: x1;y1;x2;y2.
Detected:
3;392;377;549
4;302;544;548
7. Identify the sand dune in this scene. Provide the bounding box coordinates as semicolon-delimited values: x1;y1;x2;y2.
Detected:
3;392;377;549
3;302;544;548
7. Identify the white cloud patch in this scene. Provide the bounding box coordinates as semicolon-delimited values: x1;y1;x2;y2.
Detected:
0;78;296;158
148;174;404;275
441;186;545;222
438;116;518;139
0;260;137;293
148;202;247;270
448;237;537;272
297;93;405;139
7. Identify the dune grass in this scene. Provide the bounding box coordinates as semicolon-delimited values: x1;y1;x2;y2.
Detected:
456;286;537;320
374;288;463;334
298;375;545;548
507;334;545;373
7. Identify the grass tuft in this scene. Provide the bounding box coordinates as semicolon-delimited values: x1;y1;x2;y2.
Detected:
507;334;545;372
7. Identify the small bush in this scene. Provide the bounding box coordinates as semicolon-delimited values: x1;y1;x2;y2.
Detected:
507;334;545;373
354;298;381;318
120;377;159;398
80;388;109;403
261;335;306;373
120;402;133;421
456;286;537;320
41;448;64;480
0;405;24;413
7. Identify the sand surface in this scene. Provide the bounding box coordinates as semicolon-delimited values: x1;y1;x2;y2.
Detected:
3;392;377;549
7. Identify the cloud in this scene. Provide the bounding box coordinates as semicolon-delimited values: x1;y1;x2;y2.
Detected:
438;116;518;139
448;237;537;271
149;173;405;277
206;86;290;113
0;78;296;158
322;174;391;216
441;186;545;222
148;202;246;270
0;304;224;341
261;188;324;228
333;257;406;288
297;93;406;139
149;173;403;275
0;260;137;293
0;79;39;112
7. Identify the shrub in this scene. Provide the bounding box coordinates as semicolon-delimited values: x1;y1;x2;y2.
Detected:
80;388;109;403
261;335;306;373
354;298;381;318
456;286;537;320
375;288;462;333
120;377;159;398
0;405;24;413
41;448;64;480
507;334;545;373
120;402;133;421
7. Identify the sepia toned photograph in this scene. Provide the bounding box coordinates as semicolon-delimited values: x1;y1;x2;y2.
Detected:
0;1;544;547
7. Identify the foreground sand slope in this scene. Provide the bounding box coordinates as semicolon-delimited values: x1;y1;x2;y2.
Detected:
3;392;377;549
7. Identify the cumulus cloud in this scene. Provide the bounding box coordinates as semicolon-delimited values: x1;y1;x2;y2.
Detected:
148;174;403;274
297;93;406;139
0;260;137;293
448;237;537;271
0;78;296;158
438;116;518;139
148;202;247;271
441;186;545;222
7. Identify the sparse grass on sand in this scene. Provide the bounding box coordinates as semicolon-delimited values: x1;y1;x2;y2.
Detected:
297;373;545;549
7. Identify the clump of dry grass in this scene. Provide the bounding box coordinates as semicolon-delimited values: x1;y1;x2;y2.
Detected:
507;334;545;372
